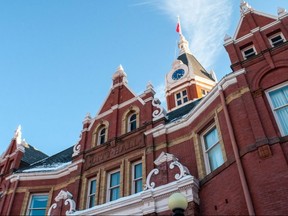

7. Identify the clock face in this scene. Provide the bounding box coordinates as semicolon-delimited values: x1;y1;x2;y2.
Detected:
172;69;185;80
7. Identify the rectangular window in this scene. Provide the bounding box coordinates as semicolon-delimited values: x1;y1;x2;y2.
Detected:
267;84;288;136
202;126;224;174
241;45;256;59
107;170;120;202
175;89;189;106
132;162;142;194
87;179;97;208
27;194;48;216
269;32;285;47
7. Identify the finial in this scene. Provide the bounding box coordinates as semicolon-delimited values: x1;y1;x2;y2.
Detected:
112;64;128;86
146;81;154;90
224;34;232;42
117;64;124;71
14;125;22;145
83;112;91;125
278;7;287;16
240;1;252;14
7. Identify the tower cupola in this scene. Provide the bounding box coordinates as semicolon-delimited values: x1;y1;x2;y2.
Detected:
165;18;217;111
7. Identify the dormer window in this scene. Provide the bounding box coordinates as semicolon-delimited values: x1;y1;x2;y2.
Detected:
269;32;285;47
241;45;256;59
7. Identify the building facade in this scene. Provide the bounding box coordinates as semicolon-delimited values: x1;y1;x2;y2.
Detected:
1;2;288;215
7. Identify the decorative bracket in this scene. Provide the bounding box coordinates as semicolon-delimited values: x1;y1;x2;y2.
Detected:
72;142;81;157
48;190;76;216
152;98;166;120
144;152;190;190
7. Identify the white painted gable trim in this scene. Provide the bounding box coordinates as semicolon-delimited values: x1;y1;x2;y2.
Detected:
233;9;278;41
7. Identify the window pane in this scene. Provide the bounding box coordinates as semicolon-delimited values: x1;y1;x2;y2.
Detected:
244;48;255;58
98;127;106;144
29;209;46;216
110;172;120;187
129;114;137;131
130;114;136;121
110;188;119;201
130;121;136;131
208;144;224;171
89;195;95;208
29;195;48;216
275;107;288;135
269;86;288;108
183;97;188;103
204;128;219;150
271;35;284;46
134;163;142;179
182;90;187;96
135;179;143;193
177;100;182;106
90;180;96;194
100;128;106;135
31;196;48;208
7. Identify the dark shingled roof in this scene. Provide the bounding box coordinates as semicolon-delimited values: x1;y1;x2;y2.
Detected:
16;146;73;173
21;144;48;165
178;53;215;81
166;98;203;123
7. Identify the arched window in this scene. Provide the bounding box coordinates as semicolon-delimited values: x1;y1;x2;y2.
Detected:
122;106;140;135
128;113;137;132
92;121;109;147
98;127;106;145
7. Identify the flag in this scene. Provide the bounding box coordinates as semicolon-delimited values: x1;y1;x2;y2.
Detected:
176;17;181;34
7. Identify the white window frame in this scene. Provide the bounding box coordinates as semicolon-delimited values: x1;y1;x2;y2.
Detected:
26;193;48;216
175;89;189;107
97;127;106;145
87;178;97;208
131;161;143;194
268;32;285;47
241;45;257;59
266;82;288;136
201;124;224;174
127;113;137;132
106;169;120;202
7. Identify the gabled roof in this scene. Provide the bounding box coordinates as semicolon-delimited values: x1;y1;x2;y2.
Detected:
235;8;277;40
98;84;138;114
177;53;215;81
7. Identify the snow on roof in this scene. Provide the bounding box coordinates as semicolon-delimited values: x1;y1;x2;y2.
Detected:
21;162;71;173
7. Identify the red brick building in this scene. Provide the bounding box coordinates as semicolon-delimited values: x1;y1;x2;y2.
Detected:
1;2;288;215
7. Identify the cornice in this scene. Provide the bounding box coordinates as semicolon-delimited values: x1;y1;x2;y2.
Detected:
6;159;84;182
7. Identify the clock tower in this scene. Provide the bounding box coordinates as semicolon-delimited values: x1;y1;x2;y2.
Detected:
165;32;217;111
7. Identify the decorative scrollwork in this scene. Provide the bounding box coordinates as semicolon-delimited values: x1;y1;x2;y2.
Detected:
47;203;57;216
72;142;81;157
47;190;76;216
152;98;166;119
169;160;190;180
144;168;159;190
65;199;76;215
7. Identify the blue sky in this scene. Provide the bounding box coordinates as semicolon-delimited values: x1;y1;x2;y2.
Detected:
1;0;288;156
